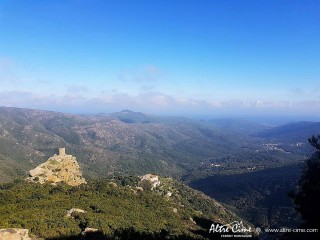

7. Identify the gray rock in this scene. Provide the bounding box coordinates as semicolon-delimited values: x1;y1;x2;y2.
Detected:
0;228;32;240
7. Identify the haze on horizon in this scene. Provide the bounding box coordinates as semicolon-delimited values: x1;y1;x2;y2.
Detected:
0;1;319;120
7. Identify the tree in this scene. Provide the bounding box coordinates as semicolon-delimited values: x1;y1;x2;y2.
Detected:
308;134;320;150
290;135;320;232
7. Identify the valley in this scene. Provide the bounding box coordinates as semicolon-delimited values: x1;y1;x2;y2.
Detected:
188;164;302;228
0;106;317;235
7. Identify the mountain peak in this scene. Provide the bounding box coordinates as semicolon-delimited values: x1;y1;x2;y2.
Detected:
120;109;138;113
26;148;86;186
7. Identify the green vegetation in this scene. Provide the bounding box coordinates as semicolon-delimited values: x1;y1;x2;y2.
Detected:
0;177;245;239
0;106;315;232
290;135;320;231
0;107;306;184
189;164;302;228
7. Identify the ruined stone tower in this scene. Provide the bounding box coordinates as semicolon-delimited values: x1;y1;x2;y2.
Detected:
26;148;86;186
58;148;66;156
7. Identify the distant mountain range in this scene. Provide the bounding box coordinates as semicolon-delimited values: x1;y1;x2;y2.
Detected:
0;106;319;229
256;121;320;141
0;107;255;181
1;106;314;182
206;118;269;135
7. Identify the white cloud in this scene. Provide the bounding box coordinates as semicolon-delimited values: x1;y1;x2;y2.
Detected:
0;89;320;116
150;94;170;106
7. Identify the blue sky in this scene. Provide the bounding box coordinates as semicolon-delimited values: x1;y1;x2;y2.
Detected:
0;0;319;118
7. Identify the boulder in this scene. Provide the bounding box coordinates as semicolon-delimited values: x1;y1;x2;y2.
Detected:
0;228;32;240
140;174;160;189
66;208;86;218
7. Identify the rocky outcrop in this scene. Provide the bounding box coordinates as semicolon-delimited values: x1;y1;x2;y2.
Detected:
81;227;99;236
0;228;32;240
26;148;86;186
66;208;86;218
140;174;160;189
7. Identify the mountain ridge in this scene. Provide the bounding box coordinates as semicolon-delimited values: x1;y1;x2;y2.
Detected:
255;121;320;141
0;106;315;230
0;106;254;182
1;106;309;184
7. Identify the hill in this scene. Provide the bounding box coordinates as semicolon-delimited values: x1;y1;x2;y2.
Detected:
256;121;320;141
0;106;306;183
0;106;314;231
255;121;319;155
206;118;269;135
0;176;253;240
26;148;86;186
109;110;162;123
188;164;302;228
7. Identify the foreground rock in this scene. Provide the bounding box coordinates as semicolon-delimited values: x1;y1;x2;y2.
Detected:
26;148;86;186
0;228;32;240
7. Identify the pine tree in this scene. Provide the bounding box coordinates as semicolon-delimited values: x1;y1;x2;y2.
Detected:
291;135;320;230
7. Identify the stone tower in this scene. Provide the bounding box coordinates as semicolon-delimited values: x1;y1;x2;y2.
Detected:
26;148;86;186
58;148;66;156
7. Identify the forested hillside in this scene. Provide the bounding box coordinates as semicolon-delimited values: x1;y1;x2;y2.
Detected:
0;106;316;230
0;107;307;183
0;177;251;239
